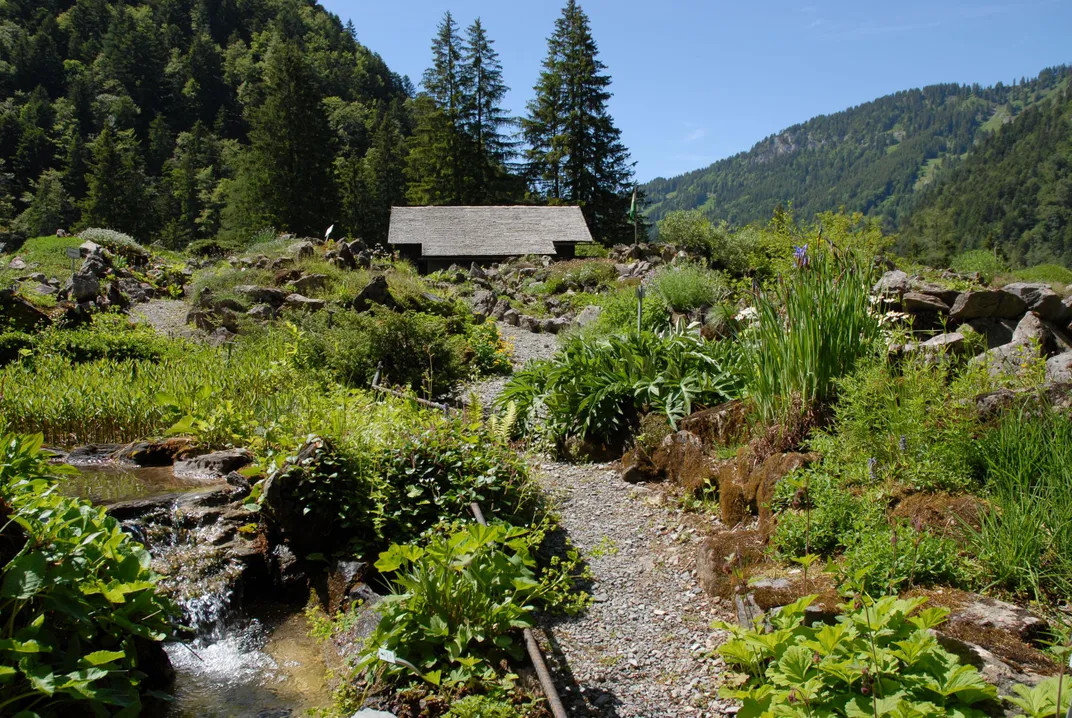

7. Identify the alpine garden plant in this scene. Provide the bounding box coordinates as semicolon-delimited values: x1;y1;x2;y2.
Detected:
359;522;546;689
715;593;998;717
743;242;880;425
498;326;743;445
0;434;176;716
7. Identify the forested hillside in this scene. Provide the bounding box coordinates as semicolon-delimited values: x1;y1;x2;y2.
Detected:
899;85;1072;267
0;0;415;245
0;0;637;248
642;67;1070;230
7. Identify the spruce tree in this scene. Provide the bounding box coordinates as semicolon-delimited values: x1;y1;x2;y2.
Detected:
460;18;514;202
407;12;466;205
242;37;335;235
523;0;636;243
81;125;147;235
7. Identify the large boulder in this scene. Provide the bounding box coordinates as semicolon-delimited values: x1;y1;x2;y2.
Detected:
960;318;1017;350
173;448;253;480
260;437;338;554
283;293;326;312
652;430;711;492
292;240;315;261
291;274;328;295
910;282;961;307
234;285;288;306
470;289;497;320
1046;353;1072;383
873;270;909;297
902;292;950;314
572;305;603;329
949;290;1028;321
0;288;51;331
1001;283;1067;322
68;272;100;303
352;275;394;311
974;341;1039;378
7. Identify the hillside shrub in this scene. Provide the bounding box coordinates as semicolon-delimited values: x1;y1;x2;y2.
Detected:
28;314;174;365
0;330;32;364
841;520;975;593
743;246;879;424
499;328;742;444
651;261;730;312
951;249;1005;282
1011;263;1072;289
360;523;542;687
716;594;998;716
79;228;150;261
293;307;468;395
770;470;865;559
543;259;617;294
656;210;757;273
0;434;176;715
809;357;984;492
968;407;1072;601
592;284;670;334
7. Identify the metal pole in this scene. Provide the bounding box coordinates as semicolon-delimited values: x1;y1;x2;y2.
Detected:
469;502;569;718
636;285;645;333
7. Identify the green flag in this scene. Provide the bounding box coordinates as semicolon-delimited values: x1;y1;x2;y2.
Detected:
628;186;638;222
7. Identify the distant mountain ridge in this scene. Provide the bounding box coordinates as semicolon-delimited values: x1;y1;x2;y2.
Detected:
641;66;1071;231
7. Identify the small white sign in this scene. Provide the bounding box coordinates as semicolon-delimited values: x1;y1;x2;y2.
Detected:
66;247;81;259
377;647;397;664
325;224;334;240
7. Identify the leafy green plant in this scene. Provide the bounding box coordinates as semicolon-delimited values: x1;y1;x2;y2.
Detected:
1006;676;1072;717
360;523;544;688
770;470;864;559
467;321;513;377
743;245;880;424
445;694;525;717
499;327;742;444
841;520;975;594
809;357;985;492
0;434;176;715
716;594;998;717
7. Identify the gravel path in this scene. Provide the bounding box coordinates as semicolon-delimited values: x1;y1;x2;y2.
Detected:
461;322;561;409
130;299;200;339
533;461;735;717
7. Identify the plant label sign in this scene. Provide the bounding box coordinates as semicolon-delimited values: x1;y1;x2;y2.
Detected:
66;246;80;270
377;647;397;664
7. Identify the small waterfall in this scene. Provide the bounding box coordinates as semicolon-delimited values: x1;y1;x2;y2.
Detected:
125;496;330;717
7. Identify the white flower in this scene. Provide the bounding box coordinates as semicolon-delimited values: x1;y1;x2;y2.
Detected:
735;306;759;323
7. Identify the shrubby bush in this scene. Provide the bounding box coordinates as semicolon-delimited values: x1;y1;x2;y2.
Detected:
770;470;865;559
293;306;470;395
0;434;175;715
592;283;670;334
656;210;757;274
651;261;729;312
543;259;618;294
810;357;986;492
79;228;150;260
841;519;975;593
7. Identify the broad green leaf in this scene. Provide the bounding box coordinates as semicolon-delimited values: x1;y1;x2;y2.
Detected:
80;650;126;666
2;552;47;599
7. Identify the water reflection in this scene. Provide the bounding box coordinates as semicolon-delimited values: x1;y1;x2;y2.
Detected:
60;464;221;504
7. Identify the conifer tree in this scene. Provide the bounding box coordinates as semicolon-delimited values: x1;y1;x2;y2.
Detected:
406;12;466;205
242;37;335;235
81;125;147;235
460;18;514;203
523;0;636;243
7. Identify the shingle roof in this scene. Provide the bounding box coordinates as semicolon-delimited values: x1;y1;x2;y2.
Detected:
388;206;594;258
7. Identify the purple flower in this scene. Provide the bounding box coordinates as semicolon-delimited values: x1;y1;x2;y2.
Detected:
793;244;809;267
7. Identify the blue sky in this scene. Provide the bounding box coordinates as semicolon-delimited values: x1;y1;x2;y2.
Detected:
320;0;1072;183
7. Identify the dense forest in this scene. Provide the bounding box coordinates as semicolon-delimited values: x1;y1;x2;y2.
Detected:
642;67;1071;235
899;85;1072;267
0;0;637;247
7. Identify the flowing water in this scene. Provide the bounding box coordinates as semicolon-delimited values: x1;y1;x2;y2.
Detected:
62;464;332;716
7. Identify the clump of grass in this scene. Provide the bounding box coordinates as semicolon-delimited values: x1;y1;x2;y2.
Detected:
967;407;1072;601
651;261;729;312
743;246;879;424
1011;263;1072;290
